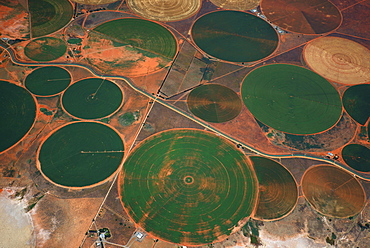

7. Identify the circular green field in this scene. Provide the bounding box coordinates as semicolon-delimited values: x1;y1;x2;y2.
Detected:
25;66;71;96
29;0;73;37
342;144;370;172
342;84;370;125
241;64;342;134
38;122;124;187
0;81;36;153
120;129;258;245
24;37;67;61
191;10;279;62
62;78;123;120
187;84;242;123
93;18;177;59
250;156;298;220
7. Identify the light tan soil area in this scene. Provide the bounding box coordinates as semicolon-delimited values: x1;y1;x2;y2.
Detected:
0;190;35;248
31;195;102;247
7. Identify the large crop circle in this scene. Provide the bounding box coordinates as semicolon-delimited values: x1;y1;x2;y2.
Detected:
62;78;123;120
24;37;67;61
241;64;342;134
127;0;201;22
301;165;366;218
29;0;73;37
187;84;242;123
191;10;279;63
38;122;124;188
261;0;342;34
250;156;298;221
120;129;258;245
84;18;177;76
25;66;71;96
0;81;36;153
303;37;370;84
210;0;259;10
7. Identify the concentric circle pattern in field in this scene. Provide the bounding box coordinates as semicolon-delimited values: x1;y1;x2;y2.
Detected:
25;66;71;96
301;165;366;218
210;0;259;10
187;84;242;123
24;37;67;61
261;0;342;34
38;122;124;188
84;18;177;76
241;64;342;134
304;37;370;85
191;10;278;63
342;144;370;173
62;78;123;120
342;84;370;125
0;80;36;153
250;156;298;221
29;0;73;37
127;0;201;22
120;129;258;245
70;0;117;4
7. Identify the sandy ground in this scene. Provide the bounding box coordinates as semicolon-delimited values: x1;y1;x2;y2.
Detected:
0;189;35;248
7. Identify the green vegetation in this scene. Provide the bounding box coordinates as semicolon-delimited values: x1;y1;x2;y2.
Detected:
39;122;124;187
118;111;140;126
241;64;342;134
187;84;242;123
191;11;278;62
25;66;71;96
62;78;123;120
342;144;370;172
0;80;36;153
24;37;67;61
29;0;73;37
67;38;82;45
342;84;370;125
326;232;336;245
242;219;262;246
250;156;298;220
120;129;257;245
93;18;177;59
25;194;44;212
40;108;53;116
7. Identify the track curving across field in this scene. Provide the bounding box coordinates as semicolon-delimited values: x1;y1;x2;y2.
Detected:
250;156;298;221
61;78;123;120
241;64;342;135
187;84;242;123
119;129;258;245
